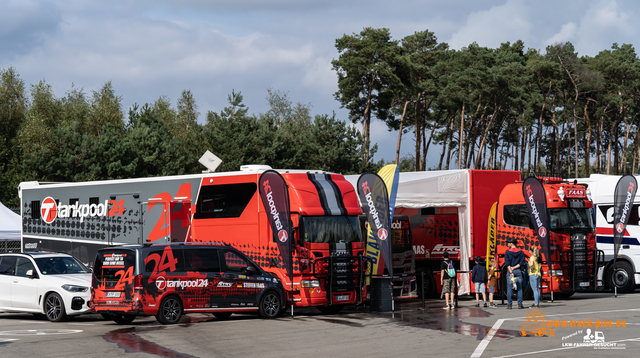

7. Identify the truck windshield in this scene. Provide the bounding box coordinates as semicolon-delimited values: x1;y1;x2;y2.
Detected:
302;216;362;244
391;220;412;252
549;208;594;231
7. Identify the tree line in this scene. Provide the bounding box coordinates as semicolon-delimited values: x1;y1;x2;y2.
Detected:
4;27;640;206
333;27;640;177
0;69;377;207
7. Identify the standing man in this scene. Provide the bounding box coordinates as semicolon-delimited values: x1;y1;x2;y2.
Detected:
440;252;456;310
504;237;525;309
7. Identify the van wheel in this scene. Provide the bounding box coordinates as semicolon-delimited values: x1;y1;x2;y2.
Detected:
259;292;282;318
110;313;136;325
608;261;635;293
45;293;67;322
156;296;183;324
213;312;232;319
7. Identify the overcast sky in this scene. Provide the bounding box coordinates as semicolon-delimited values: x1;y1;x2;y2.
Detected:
2;0;640;166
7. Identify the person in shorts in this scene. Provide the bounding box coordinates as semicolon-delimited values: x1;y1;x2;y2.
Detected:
471;256;488;307
487;258;498;308
440;252;456;310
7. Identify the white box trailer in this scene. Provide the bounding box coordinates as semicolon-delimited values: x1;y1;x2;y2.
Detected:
575;174;640;292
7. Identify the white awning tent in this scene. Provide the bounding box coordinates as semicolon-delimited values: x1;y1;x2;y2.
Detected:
345;170;472;295
0;201;21;241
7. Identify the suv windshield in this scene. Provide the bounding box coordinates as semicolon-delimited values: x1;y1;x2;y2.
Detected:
549;208;594;231
302;216;362;244
35;256;90;275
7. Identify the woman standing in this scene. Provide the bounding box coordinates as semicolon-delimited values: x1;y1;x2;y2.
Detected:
528;247;542;308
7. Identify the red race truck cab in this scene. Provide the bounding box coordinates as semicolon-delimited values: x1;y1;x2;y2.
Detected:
495;177;602;297
183;167;368;312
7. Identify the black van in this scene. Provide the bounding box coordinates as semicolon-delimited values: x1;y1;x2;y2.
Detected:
89;243;286;324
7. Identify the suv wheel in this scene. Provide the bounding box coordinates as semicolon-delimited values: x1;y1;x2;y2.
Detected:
259;291;282;318
156;296;183;325
45;293;67;322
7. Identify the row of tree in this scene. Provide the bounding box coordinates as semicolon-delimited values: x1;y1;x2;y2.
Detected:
0;68;377;207
332;28;640;177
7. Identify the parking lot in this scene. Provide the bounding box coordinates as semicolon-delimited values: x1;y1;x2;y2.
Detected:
1;292;639;358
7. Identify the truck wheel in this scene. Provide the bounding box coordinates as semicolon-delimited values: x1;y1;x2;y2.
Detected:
259;291;282;318
608;261;635;293
156;296;183;324
45;293;67;322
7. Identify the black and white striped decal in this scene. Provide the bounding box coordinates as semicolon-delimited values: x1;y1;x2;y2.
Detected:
307;173;347;216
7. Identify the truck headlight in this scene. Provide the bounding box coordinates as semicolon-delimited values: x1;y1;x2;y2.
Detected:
550;270;564;277
62;284;88;293
301;280;321;288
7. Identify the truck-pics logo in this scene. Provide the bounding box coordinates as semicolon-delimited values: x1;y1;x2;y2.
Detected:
40;197;125;224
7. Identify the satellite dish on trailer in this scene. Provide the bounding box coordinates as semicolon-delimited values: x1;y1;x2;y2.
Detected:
199;151;223;172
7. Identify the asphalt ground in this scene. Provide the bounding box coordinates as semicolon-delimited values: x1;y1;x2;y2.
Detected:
0;291;639;358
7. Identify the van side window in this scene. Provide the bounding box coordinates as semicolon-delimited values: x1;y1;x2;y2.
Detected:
0;256;17;275
223;250;253;273
144;249;185;273
183;249;221;272
503;204;531;227
195;183;257;219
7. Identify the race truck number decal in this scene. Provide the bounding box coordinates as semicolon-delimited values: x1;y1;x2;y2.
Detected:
147;183;191;242
114;266;134;290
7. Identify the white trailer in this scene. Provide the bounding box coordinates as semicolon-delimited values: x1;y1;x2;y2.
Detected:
576;174;640;292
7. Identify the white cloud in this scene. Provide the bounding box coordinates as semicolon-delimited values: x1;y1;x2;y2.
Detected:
543;22;577;49
573;0;637;56
447;0;532;50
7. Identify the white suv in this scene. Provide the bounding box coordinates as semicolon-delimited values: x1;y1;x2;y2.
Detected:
0;252;92;322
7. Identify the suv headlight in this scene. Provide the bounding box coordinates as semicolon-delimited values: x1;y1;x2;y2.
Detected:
62;284;88;293
301;280;320;288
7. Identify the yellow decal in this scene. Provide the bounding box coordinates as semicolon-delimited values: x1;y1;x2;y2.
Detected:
486;202;497;270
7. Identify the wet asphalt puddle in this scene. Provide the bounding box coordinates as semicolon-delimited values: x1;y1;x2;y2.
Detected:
102;315;219;357
303;306;519;340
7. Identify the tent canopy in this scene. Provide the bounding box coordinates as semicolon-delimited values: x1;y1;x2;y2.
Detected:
345;170;472;294
0;201;20;241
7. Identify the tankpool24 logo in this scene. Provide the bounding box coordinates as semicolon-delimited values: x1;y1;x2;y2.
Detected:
40;196;126;224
